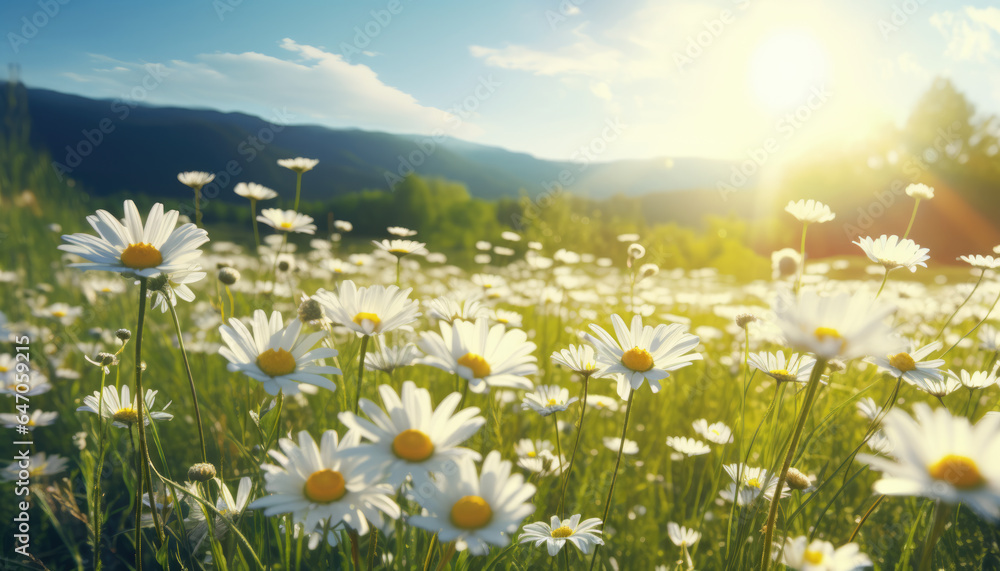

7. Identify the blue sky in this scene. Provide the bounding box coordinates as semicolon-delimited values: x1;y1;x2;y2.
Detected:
4;0;1000;161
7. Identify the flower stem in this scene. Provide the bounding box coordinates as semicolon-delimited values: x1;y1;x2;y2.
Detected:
250;198;261;255
167;301;209;464
589;388;636;571
875;268;890;299
760;358;828;571
935;269;986;341
293;172;303;212
902;198;920;240
918;501;951;571
943;284;1000;357
794;223;809;294
195;187;202;227
558;373;590;516
132;278;164;566
552;411;564;484
93;369;108;571
355;335;371;414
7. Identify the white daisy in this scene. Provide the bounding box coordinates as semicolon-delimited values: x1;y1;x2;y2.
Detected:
853;235;929;273
0;410;58;430
250;430;400;532
77;385;173;428
408;451;536;556
776;536;871;570
149;266;207;313
218;309;340;396
860;403;1000;520
773;290;901;361
785;199;835;224
748;351;818;384
856;397;882;422
372;239;427;257
585;394;620;412
2;452;68;481
869;340;944;386
904;183;934;200
425;296;488;324
666;436;711;457
587;314;701;399
602;437;639;455
551;345;604;377
334;220;354;232
418;318;538;394
692;419;734;444
59;200;210;278
337;381;485;487
363;341;420;374
177;171;215;190
913;374;963;398
186;477;253;548
519;514;604;556
387;226;417;237
667;522;701;547
949;368;999;390
959;255;1000;270
490;309;523;328
277;157;319;173
257;209;317;234
521;385;577;417
234;182;278;201
719;464;790;506
315;280;421;337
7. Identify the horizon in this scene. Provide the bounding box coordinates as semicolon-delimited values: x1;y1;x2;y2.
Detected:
4;0;1000;164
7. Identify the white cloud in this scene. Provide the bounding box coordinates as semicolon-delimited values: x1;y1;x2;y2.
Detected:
61;39;480;138
930;7;1000;61
469;32;621;77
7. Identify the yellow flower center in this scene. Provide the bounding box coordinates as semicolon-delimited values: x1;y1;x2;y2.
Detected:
113;406;139;425
0;366;8;372
621;347;654;372
804;550;824;564
52;310;67;318
392;429;435;462
450;495;492;529
888;352;916;372
279;221;293;229
256;348;297;377
303;469;346;503
551;526;574;538
527;451;537;458
928;454;986;489
120;243;163;270
352;312;381;330
546;398;559;406
746;477;762;489
457;353;491;378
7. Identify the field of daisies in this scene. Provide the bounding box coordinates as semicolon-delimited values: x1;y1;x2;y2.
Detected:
4;155;1000;571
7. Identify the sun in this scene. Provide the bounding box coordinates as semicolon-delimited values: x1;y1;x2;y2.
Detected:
748;29;830;112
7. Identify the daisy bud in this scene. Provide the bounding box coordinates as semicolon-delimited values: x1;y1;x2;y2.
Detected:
297;298;324;323
785;467;815;491
187;462;217;482
218;267;241;285
116;328;131;342
278;260;291;272
827;359;846;373
147;273;169;292
639;263;659;281
735;313;758;329
627;243;645;260
97;352;118;367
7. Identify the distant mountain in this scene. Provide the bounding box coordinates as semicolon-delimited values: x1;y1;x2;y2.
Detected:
2;83;752;202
